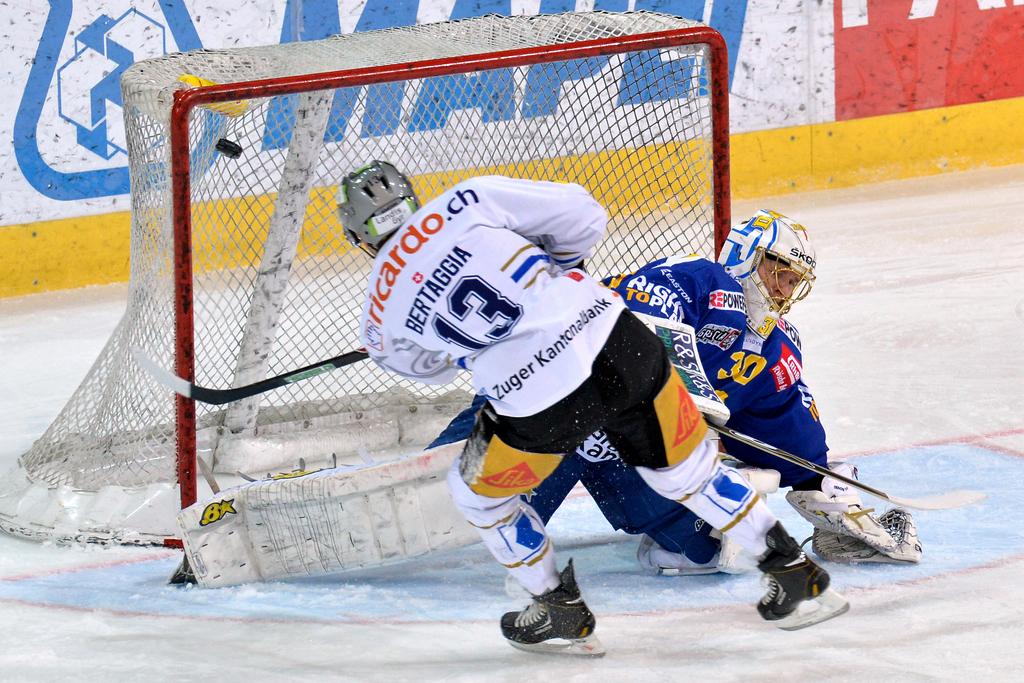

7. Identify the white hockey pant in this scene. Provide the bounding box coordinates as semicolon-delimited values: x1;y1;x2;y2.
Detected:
636;437;777;558
447;458;559;595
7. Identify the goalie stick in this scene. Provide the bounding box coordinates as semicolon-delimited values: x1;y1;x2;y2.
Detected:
131;347;368;406
638;313;986;513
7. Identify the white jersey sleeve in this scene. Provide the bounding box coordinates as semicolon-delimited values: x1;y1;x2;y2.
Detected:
466;176;607;269
363;328;461;385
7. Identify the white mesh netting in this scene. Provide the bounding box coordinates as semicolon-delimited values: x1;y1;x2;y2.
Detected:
0;11;726;544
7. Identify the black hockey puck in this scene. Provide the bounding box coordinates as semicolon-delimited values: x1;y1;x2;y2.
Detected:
215;138;243;159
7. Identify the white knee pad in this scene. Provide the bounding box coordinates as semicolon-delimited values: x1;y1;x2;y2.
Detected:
715;466;780;573
634;436;719;498
447;457;558;595
636;442;776;558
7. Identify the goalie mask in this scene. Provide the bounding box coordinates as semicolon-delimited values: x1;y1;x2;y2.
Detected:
718;209;816;337
337;160;420;255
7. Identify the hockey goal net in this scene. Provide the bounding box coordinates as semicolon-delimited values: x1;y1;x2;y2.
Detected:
0;11;730;545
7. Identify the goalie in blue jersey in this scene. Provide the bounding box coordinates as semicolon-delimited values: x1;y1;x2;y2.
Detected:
540;210;922;571
433;209;921;573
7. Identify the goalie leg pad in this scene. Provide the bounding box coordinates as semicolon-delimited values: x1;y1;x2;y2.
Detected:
177;444;478;588
636;531;720;575
635;441;777;557
636;466;782;575
448;459;559;595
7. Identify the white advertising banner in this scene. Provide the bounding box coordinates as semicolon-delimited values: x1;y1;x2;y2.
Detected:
2;0;833;226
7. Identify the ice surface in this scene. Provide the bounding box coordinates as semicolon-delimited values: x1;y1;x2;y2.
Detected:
1;166;1023;681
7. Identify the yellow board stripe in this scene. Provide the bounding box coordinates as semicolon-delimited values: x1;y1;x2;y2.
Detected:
5;95;1024;299
731;95;1024;198
0;212;133;297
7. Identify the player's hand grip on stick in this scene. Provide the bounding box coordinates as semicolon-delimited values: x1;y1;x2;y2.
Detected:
131;347;369;406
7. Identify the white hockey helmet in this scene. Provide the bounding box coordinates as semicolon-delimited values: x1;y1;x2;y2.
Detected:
337;160;420;254
718;210;816;335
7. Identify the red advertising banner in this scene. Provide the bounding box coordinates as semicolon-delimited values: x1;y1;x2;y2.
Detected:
835;1;1024;120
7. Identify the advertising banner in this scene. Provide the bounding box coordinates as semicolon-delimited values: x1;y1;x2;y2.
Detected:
835;0;1024;119
4;0;757;226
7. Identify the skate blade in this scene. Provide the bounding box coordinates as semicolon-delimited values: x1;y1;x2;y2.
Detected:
507;634;606;658
773;588;849;631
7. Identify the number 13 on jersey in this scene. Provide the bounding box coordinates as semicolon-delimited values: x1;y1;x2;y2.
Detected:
433;276;524;350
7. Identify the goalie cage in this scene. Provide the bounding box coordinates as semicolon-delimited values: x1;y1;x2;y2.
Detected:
0;10;730;547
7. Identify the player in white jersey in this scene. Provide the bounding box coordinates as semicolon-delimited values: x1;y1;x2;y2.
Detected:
338;161;848;656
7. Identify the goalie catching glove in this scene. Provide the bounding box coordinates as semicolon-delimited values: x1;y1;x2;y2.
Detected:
812;508;921;563
786;462;922;564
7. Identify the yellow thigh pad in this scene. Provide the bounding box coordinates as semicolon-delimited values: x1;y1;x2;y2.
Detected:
464;434;563;497
652;369;708;466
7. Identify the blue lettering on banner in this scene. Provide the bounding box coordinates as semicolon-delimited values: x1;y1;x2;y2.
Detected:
16;1;748;200
262;0;344;151
522;58;610;118
14;0;203;200
409;70;517;132
262;0;750;149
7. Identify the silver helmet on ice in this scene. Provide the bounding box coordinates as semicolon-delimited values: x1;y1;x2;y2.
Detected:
337;160;420;254
717;209;816;336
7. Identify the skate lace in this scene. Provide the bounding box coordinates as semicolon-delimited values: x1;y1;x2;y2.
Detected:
761;575;781;603
515;600;550;628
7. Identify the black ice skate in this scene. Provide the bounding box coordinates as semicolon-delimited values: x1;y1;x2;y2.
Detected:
500;559;605;657
757;522;849;630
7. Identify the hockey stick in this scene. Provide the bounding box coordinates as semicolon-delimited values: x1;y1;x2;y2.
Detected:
707;423;985;511
131;347;369;406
